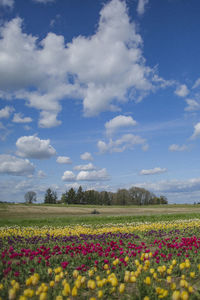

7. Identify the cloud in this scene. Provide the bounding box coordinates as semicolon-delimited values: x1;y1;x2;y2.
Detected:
105;115;137;136
38;170;46;178
50;14;61;28
137;0;149;16
169;144;188;152
184;98;200;112
62;170;76;182
64;182;80;190
0;106;14;119
62;165;109;182
12;113;32;123
56;156;72;164
64;182;111;192
76;168;110;181
192;78;200;89
74;163;96;171
0;154;35;176
191;122;200;139
16;135;56;159
0;0;168;127
24;125;31;130
80;152;93;161
67;0;156;116
0;18;73;128
0;121;11;141
0;0;14;8
140;167;167;175
137;177;200;194
175;84;189;97
98;133;147;153
38;110;61;128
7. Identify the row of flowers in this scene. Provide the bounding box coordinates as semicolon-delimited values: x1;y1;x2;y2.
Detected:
1;219;200;238
1;221;200;299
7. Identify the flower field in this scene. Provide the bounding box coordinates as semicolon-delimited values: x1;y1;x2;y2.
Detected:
1;220;200;299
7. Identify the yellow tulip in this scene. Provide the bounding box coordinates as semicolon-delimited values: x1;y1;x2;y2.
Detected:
87;280;96;290
144;276;151;285
181;291;189;300
39;293;47;300
190;272;195;278
172;291;181;300
71;286;78;297
8;289;16;300
119;283;125;294
97;290;103;298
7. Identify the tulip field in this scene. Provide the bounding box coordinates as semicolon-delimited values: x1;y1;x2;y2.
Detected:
1;219;200;299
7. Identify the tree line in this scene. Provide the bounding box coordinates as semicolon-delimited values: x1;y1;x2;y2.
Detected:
43;186;168;205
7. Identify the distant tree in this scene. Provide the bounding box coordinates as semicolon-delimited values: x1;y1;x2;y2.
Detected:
52;190;57;203
76;186;85;204
61;193;67;204
116;189;130;205
85;190;99;205
44;188;57;204
159;195;168;204
101;191;111;205
24;191;37;204
66;188;76;204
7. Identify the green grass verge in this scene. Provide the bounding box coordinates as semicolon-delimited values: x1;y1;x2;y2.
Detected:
0;212;200;227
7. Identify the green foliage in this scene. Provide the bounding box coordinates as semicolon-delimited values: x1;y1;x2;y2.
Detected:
66;188;76;204
44;188;57;204
48;185;168;206
1;212;200;227
76;186;85;204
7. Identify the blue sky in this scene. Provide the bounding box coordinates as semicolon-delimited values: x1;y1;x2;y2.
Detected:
1;0;200;204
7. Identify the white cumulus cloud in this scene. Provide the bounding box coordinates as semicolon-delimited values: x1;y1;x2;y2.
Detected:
0;106;14;119
74;163;96;171
76;168;110;181
0;0;167;127
137;0;149;16
0;0;14;8
56;156;72;164
137;177;200;194
38;170;46;178
192;78;200;89
169;144;188;152
80;152;93;161
175;84;189;97
105;115;137;136
185;99;200;112
0;154;35;176
16;135;56;159
62;170;76;182
191;122;200;139
98;133;147;153
38;110;61;128
140;167;167;175
12;113;32;123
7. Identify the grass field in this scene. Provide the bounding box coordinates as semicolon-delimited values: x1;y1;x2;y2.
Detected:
1;203;200;227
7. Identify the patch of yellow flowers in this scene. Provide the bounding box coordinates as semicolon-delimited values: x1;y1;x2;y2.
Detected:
2;254;199;299
1;219;200;237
